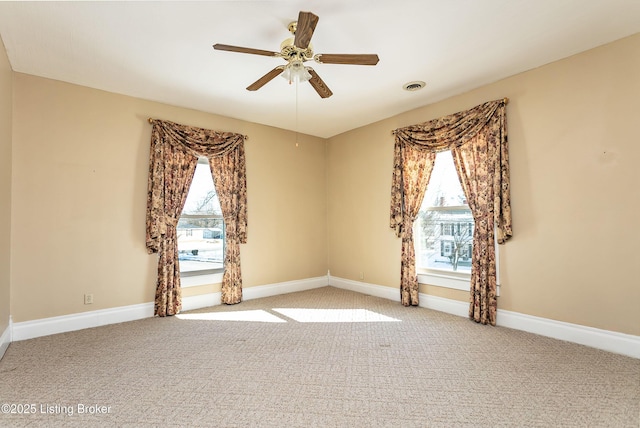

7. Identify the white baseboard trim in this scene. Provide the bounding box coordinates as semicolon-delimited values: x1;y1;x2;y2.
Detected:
10;276;330;342
329;277;468;317
243;276;329;301
12;303;155;342
330;276;400;302
0;318;11;360
181;292;221;311
496;309;640;359
419;293;469;317
329;276;640;359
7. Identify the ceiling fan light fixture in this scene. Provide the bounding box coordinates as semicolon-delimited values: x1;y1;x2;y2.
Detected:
281;61;312;84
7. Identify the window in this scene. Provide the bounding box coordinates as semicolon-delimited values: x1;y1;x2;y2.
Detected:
177;157;224;277
414;150;474;275
440;240;453;257
441;223;454;236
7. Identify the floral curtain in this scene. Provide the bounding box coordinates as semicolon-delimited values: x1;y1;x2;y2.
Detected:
390;143;435;306
146;119;247;315
209;144;247;305
390;99;511;325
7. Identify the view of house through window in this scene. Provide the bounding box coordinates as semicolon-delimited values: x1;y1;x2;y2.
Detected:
178;158;224;276
415;150;473;274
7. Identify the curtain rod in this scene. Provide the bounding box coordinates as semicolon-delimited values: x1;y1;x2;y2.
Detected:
148;118;248;140
390;97;509;135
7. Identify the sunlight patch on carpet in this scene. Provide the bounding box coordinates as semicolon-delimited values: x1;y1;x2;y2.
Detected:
176;310;287;323
272;308;401;323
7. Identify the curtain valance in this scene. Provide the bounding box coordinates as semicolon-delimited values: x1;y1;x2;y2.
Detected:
149;118;245;159
392;99;507;153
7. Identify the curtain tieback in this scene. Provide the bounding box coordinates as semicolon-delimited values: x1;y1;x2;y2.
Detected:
159;214;179;235
400;216;415;240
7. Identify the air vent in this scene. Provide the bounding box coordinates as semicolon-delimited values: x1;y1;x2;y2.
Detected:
403;81;426;91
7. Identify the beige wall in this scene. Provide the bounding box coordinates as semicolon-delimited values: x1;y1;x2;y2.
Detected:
11;74;327;322
327;34;640;335
327;119;400;287
0;37;11;335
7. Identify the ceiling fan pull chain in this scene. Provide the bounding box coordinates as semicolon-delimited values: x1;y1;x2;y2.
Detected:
295;80;299;148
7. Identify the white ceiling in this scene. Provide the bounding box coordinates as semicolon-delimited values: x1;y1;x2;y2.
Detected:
1;1;639;138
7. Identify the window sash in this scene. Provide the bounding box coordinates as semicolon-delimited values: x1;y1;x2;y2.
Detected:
178;215;225;277
180;214;223;220
415;204;473;275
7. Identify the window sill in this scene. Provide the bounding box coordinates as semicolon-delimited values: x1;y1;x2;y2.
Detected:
417;270;470;291
181;272;223;288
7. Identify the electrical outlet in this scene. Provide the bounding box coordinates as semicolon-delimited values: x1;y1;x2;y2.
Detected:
359;272;364;280
84;293;94;305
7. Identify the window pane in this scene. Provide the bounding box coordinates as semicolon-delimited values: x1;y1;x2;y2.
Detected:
421;151;467;208
177;218;224;274
415;151;473;274
182;161;221;215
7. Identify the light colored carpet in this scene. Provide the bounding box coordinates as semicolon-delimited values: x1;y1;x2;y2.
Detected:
1;286;638;427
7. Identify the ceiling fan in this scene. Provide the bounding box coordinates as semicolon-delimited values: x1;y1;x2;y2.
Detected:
213;11;379;98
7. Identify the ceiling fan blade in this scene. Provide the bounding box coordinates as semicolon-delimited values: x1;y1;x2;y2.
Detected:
308;69;333;98
246;66;285;91
213;44;279;57
294;11;319;49
315;54;379;65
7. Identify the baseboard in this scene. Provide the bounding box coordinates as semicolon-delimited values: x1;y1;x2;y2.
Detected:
418;293;469;317
496;309;640;359
0;318;11;360
329;277;467;317
181;292;221;311
243;276;329;301
10;276;330;342
330;276;640;359
329;276;400;302
12;303;155;342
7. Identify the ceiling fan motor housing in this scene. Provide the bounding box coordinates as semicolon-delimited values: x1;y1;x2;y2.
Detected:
280;38;313;63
